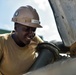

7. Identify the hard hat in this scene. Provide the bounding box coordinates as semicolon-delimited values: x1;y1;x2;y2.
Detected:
12;5;42;28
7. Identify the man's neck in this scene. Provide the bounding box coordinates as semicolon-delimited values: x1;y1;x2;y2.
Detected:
11;33;26;47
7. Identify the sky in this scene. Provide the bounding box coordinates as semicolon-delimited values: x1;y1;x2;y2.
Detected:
0;0;61;42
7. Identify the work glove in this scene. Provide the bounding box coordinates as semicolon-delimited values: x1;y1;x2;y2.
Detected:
36;42;60;61
70;42;76;57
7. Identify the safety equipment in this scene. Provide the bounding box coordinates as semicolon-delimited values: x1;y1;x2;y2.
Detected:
36;42;60;61
12;5;42;28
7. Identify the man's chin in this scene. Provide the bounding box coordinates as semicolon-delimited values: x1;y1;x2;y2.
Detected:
24;40;31;45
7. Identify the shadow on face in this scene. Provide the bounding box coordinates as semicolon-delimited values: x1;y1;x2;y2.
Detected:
14;23;36;45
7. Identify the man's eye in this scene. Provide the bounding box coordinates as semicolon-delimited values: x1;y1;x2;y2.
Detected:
25;28;29;31
32;28;36;32
23;28;29;31
23;27;36;32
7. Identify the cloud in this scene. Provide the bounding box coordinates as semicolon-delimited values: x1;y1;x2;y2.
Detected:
34;0;49;11
0;23;14;30
36;24;61;41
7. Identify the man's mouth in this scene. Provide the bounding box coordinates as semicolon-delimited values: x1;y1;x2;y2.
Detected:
25;35;34;41
26;33;35;40
26;36;31;40
24;33;35;44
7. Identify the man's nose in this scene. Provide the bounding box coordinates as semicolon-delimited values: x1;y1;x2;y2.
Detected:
29;28;34;33
28;32;35;38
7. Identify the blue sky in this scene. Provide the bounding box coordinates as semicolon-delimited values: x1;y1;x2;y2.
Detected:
0;0;61;41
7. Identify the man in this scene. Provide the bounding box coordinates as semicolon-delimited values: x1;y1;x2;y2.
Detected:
0;5;43;75
0;5;59;75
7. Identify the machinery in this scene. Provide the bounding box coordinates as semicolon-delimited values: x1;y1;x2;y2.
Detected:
49;0;76;57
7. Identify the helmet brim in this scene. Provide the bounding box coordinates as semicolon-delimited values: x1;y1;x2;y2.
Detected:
12;18;42;28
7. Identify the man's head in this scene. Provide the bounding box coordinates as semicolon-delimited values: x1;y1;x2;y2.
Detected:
12;5;42;46
14;23;36;45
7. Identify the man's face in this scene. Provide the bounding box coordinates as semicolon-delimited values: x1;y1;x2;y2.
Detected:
15;23;36;45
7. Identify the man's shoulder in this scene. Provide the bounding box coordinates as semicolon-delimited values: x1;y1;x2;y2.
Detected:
32;35;44;43
0;33;11;41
